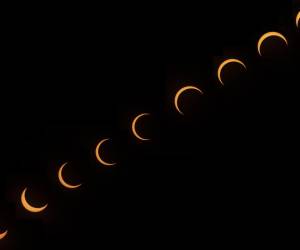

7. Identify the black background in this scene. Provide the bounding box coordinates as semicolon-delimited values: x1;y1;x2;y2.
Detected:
1;1;299;248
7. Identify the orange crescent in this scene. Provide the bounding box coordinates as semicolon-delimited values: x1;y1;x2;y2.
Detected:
131;113;151;141
174;85;203;115
217;58;247;85
0;230;8;240
58;162;82;189
95;139;116;166
257;32;288;56
297;11;300;28
21;188;48;213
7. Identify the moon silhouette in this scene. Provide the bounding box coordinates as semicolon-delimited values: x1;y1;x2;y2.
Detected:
0;230;8;240
131;113;151;141
95;139;116;166
21;188;48;213
297;11;300;28
174;85;203;115
217;58;247;85
257;32;288;56
58;162;82;189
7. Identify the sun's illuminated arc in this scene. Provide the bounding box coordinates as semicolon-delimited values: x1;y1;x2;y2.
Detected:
217;58;247;85
21;188;48;213
131;113;151;141
297;11;300;28
257;32;288;56
174;85;203;115
95;139;116;166
58;162;82;189
0;230;8;240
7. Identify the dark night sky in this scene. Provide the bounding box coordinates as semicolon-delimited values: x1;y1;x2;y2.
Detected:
1;1;299;248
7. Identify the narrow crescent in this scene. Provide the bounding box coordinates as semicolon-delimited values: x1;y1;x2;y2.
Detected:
131;113;151;141
297;11;300;28
58;162;82;189
217;58;247;85
257;32;288;56
174;85;203;115
95;139;116;166
0;230;8;240
21;188;48;213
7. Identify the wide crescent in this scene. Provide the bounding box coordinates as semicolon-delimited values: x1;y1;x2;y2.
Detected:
217;58;247;85
95;139;116;166
0;230;8;240
297;11;300;28
257;31;288;56
21;188;48;213
174;85;203;115
131;113;151;141
58;162;82;189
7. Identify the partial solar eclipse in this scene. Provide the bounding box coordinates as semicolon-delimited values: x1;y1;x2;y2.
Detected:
131;113;151;141
58;162;82;189
0;230;8;240
21;188;48;213
217;58;247;85
95;139;116;166
257;32;288;56
174;85;203;115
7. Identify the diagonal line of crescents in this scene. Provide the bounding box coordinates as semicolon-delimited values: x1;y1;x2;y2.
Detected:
0;10;299;242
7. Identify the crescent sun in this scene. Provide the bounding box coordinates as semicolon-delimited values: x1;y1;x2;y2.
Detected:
21;188;48;213
257;31;288;56
0;230;8;240
58;162;82;189
95;138;116;166
217;58;247;85
174;85;203;115
131;113;151;141
297;11;300;28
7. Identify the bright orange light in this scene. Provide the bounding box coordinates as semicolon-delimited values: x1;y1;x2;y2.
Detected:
131;113;151;141
257;32;288;56
174;85;203;115
0;230;8;240
21;188;48;213
58;162;82;189
297;11;300;28
95;139;116;166
217;58;247;85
